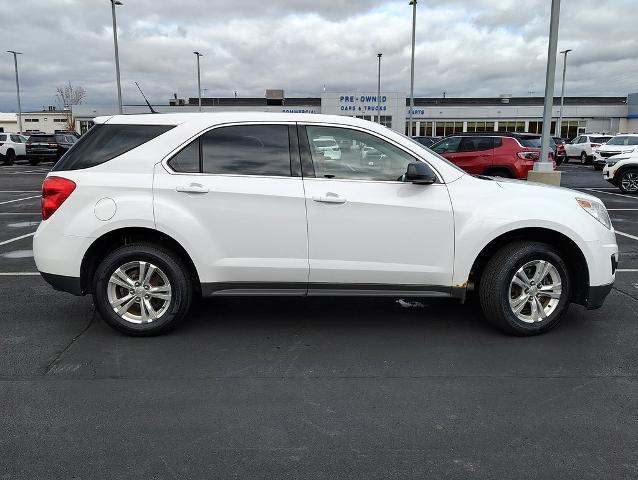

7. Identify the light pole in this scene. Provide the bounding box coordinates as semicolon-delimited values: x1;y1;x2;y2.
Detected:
193;51;203;111
408;0;417;136
110;0;123;114
557;49;572;138
377;53;382;124
6;51;23;134
535;0;561;174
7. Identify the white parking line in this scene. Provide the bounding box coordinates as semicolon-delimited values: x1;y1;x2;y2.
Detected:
616;231;638;241
0;232;35;246
616;269;638;273
0;190;40;193
585;188;638;200
0;195;40;205
0;272;39;276
0;212;41;215
608;209;638;211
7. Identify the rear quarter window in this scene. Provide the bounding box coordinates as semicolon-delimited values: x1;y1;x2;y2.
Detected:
52;124;174;171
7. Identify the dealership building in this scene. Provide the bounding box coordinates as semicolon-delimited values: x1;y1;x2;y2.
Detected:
70;90;638;139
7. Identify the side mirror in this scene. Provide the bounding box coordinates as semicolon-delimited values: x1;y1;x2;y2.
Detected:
405;162;436;185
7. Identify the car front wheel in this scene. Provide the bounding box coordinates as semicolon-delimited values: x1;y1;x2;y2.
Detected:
479;241;571;335
618;169;638;194
93;243;193;336
580;152;588;164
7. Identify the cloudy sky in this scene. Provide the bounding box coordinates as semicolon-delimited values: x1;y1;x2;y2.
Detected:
1;0;637;111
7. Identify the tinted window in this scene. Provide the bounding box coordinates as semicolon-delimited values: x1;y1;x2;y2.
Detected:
0;135;6;142
28;135;56;143
10;135;22;143
458;136;493;152
606;136;638;146
168;139;200;173
591;136;612;143
53;124;174;171
201;125;291;176
306;126;417;182
520;136;542;148
431;136;462;154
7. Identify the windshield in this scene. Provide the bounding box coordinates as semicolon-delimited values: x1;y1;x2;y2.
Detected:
605;136;638;146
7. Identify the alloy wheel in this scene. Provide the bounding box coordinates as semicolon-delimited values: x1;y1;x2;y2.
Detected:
508;260;562;323
106;261;172;324
620;172;638;193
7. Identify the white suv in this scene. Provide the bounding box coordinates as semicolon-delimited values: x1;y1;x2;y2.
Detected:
602;149;638;193
33;113;618;336
564;134;612;164
0;132;27;164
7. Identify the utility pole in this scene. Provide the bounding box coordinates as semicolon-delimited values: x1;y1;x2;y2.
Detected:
110;0;123;114
377;53;382;124
193;51;203;111
557;49;572;138
408;0;417;136
6;51;23;133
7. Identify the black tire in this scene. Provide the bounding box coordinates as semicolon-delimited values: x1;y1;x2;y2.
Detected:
486;168;513;178
479;241;571;336
92;243;193;336
4;150;15;165
617;168;638;194
555;156;564;167
580;152;588;164
28;158;40;166
593;163;603;171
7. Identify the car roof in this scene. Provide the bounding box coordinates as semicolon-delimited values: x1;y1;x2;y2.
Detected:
94;112;381;129
442;131;541;139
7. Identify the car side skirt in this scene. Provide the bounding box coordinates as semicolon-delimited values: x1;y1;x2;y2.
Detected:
201;282;457;298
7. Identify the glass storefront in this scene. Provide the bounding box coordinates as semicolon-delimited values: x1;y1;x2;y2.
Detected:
467;121;495;132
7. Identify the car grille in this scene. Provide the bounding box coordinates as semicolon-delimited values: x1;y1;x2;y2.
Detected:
600;151;619;158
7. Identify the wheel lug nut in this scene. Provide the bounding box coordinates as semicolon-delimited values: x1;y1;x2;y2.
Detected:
145;294;149;299
144;285;149;290
135;282;140;287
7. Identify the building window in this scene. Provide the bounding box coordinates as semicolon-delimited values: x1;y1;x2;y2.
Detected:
378;115;392;128
467;121;495;132
24;118;39;123
53;118;67;123
435;121;463;137
497;121;525;132
559;120;587;140
79;120;94;135
528;121;557;134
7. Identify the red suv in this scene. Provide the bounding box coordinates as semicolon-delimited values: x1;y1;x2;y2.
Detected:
430;132;554;179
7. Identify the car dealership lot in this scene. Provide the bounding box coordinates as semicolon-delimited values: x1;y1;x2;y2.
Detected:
1;162;637;478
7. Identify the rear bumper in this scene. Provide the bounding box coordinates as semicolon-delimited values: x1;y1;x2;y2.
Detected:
39;272;83;296
585;282;613;310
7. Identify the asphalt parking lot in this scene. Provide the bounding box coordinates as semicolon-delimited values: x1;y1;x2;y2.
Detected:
1;161;636;479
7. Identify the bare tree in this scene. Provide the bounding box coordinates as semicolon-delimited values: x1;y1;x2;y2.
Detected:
55;82;87;130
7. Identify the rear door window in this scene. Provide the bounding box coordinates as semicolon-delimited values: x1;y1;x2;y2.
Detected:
520;136;542;148
458;137;493;152
201;125;291;176
431;137;462;154
52;124;174;171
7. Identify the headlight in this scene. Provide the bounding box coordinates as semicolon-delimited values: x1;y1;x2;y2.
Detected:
622;148;635;154
576;198;612;229
606;156;629;167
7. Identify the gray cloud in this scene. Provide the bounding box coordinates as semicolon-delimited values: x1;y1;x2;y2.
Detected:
1;0;637;112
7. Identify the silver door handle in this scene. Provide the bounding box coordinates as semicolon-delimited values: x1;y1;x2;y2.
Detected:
175;183;209;194
312;194;346;204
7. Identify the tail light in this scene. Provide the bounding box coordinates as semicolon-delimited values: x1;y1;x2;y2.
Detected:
517;151;540;161
41;176;76;220
591;143;602;148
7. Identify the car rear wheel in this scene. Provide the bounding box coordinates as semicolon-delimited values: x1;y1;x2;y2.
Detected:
92;243;193;336
580;152;588;164
618;169;638;194
4;150;15;165
479;241;571;335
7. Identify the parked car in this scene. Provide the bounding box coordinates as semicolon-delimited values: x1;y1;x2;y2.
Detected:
34;113;617;337
602;149;638;193
430;132;554;179
25;133;76;165
564;134;612;164
0;132;27;165
54;129;81;139
552;137;566;165
593;134;638;171
412;136;440;147
311;136;341;160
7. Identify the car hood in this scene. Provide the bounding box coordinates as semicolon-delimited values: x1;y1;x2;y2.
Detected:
493;176;600;203
599;144;635;153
